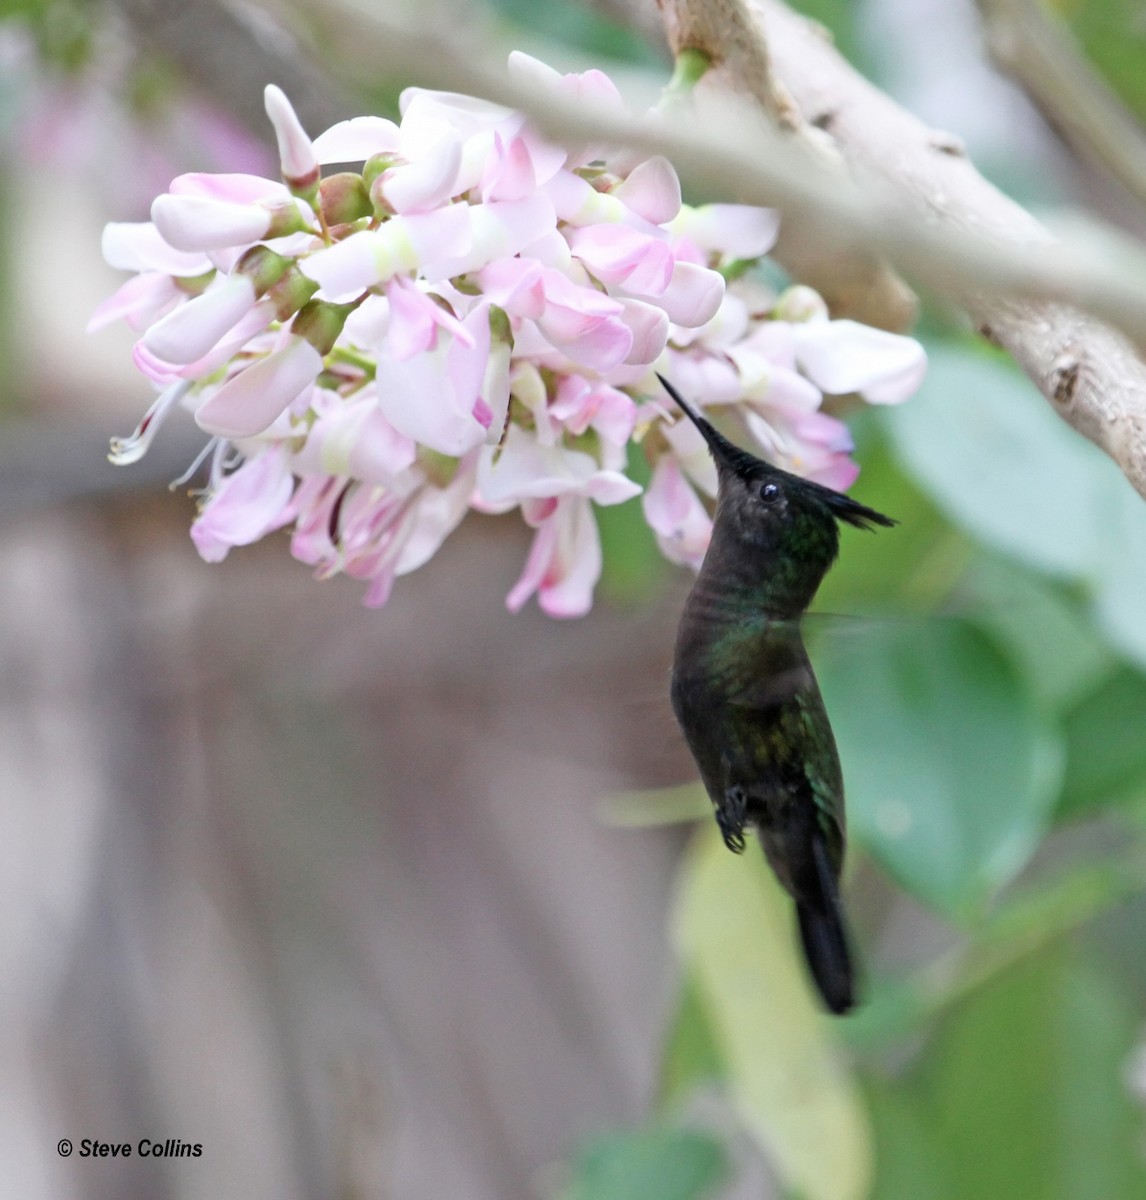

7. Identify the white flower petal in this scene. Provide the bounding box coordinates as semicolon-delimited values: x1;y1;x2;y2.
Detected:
101;222;211;275
312;116;402;164
194;338;322;437
792;319;927;402
151;194;273;252
142;275;259;364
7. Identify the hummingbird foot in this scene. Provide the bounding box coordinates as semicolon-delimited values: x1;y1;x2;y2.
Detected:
716;786;748;853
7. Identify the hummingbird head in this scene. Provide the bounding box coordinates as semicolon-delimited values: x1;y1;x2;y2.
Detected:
657;374;895;609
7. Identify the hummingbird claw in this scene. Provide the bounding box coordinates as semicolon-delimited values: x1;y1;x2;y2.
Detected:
717;786;749;853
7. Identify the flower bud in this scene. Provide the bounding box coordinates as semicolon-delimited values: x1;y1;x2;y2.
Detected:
263;264;321;322
292;299;356;356
265;84;320;198
774;284;829;324
318;172;372;226
235;245;293;293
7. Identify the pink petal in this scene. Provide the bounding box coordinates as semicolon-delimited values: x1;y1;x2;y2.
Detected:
506;494;603;617
507;53;625;140
100;222;211;275
376;303;490;455
264;85;319;184
312;116;402;164
527;269;633;369
385;276;473;360
420;196;556;280
169;302;282;380
616;297;669;365
132;342;183;386
169;172;287;203
194;337;323;437
87;272;182;333
480;339;512;445
656;261;725;328
744;407;859;489
543;170;631;226
567;224;674;294
612;156;681;225
399;88;513;141
671;204;780;258
540;497;604;618
642;455;713;569
299;229;403;297
151;193;273;251
479;132;536;202
560;67;624;111
295;394;417;483
477;257;545;317
379;126;462;213
395;458;477;574
506;512;558;613
477;425;640;506
142;273;258;363
190;449;295;562
541;315;632;373
301;208;470;299
550;378;636;446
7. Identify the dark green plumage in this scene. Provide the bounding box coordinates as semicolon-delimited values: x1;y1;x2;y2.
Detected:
659;374;895;1015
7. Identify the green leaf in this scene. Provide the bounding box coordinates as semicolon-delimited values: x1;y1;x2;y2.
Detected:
953;554;1116;713
1059;666;1146;818
563;1127;727;1200
883;345;1106;579
1091;477;1146;665
672;825;873;1200
860;1080;947;1200
1066;0;1146;123
813;618;1063;918
883;342;1146;669
844;858;1146;1049
659;973;726;1105
914;947;1146;1200
484;0;663;66
596;442;669;605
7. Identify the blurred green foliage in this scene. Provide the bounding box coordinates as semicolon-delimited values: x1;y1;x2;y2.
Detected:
561;1126;727;1200
487;0;664;67
1059;0;1146;123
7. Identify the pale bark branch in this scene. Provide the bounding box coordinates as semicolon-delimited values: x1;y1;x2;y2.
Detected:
754;0;1146;499
658;0;918;331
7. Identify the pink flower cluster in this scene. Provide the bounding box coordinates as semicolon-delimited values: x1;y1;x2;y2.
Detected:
91;53;925;617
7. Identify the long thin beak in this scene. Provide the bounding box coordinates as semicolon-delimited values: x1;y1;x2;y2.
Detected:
656;373;761;476
656;374;897;531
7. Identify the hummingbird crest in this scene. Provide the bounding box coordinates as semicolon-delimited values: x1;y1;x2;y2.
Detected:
659;374;895;1015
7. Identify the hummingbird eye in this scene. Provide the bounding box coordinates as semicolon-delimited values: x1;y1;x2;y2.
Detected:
759;482;781;504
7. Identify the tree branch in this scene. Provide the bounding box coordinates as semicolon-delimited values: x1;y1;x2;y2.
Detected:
753;0;1146;499
259;0;1146;498
974;0;1146;211
657;0;918;331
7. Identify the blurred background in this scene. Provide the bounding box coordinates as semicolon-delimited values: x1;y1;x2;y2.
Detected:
5;0;1146;1196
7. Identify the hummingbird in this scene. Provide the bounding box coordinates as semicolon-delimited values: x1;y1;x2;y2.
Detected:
658;374;895;1015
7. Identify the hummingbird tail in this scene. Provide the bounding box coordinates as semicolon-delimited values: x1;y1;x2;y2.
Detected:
795;828;855;1015
796;899;855;1015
